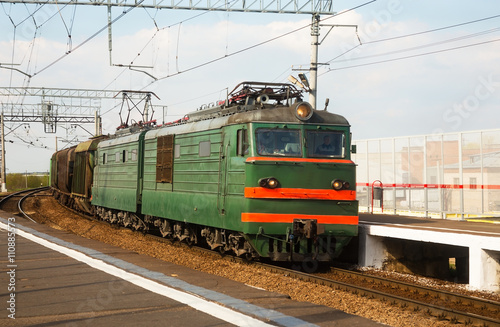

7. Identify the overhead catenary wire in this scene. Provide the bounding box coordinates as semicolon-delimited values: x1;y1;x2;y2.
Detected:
3;0;376;97
32;3;140;77
319;37;500;74
92;1;231;103
3;1;496;83
1;1;48;26
362;13;500;46
327;27;500;64
1;0;79;79
5;1;497;124
55;0;78;52
318;13;500;75
139;0;377;90
128;1;230;75
98;0;378;120
1;2;130;127
138;2;499;113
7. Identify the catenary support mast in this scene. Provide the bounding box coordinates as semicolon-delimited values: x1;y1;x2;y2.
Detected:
1;113;6;192
309;14;320;110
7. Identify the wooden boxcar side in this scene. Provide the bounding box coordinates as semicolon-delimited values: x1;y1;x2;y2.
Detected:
72;137;107;198
56;146;76;194
50;152;57;188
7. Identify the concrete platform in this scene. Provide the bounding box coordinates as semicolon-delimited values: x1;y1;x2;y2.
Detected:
359;213;500;292
0;213;382;327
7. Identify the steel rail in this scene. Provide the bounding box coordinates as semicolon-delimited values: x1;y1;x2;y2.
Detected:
258;264;500;326
327;267;500;315
0;189;31;207
17;187;50;223
0;187;49;209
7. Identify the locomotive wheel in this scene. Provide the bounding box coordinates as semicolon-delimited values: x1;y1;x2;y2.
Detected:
158;219;172;238
301;257;319;273
244;252;254;261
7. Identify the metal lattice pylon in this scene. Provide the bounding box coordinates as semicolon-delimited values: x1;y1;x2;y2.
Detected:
42;102;57;133
0;0;334;14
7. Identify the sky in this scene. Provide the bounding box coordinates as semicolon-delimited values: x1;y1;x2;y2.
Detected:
0;0;499;173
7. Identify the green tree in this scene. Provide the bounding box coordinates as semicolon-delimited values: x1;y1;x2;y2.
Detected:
6;173;24;191
6;173;49;191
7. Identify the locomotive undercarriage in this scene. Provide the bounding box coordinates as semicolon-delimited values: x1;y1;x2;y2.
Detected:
253;219;350;263
91;206;259;259
200;228;257;258
265;235;345;262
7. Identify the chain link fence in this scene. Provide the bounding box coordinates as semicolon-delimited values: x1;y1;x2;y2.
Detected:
352;129;500;219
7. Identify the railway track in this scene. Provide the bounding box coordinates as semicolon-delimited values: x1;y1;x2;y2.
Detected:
320;268;500;321
13;189;500;327
0;187;49;222
146;232;500;327
289;266;500;327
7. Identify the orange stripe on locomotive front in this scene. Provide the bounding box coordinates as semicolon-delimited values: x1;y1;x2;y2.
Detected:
241;213;358;225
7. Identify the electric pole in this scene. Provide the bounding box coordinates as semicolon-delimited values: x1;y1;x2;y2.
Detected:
309;14;320;110
1;113;6;192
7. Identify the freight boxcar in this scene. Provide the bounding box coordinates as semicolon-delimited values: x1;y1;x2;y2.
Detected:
50;146;76;206
71;136;107;214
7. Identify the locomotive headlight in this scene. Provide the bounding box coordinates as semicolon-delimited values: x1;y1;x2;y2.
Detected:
293;102;314;121
332;179;348;190
267;178;279;188
259;177;280;189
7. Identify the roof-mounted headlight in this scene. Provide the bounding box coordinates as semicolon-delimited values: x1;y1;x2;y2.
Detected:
293;102;314;121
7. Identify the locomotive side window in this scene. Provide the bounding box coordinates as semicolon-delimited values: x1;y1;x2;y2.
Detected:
199;141;211;157
306;131;345;158
156;135;174;183
174;144;181;158
102;153;107;164
122;150;128;163
237;129;249;156
256;128;301;156
131;149;137;161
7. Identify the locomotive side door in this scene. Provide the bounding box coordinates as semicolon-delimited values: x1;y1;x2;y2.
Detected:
217;130;229;215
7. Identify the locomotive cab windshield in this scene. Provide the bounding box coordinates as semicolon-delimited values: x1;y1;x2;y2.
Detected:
255;128;346;158
256;128;302;156
307;130;345;158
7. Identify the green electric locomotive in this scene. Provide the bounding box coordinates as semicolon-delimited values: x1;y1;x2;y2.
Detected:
50;81;358;264
89;81;358;263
